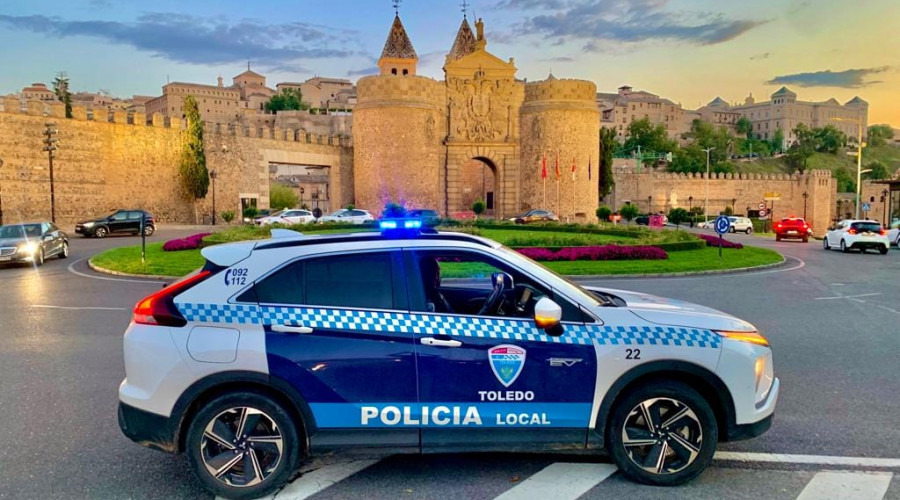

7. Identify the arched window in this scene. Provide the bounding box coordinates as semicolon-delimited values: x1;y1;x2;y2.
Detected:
391;68;398;75
402;69;409;75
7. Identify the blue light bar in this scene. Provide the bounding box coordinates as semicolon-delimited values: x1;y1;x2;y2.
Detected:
379;220;398;230
404;220;422;229
379;218;423;234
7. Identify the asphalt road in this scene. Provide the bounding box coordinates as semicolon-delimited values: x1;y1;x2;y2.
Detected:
0;227;898;499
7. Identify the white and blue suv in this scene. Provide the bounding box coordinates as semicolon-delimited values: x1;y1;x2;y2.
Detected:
118;222;778;499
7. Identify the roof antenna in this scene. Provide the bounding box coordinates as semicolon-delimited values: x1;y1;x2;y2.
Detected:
460;0;469;18
393;0;401;15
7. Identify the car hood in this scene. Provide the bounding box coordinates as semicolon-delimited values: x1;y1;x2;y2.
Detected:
586;286;756;332
0;237;29;247
77;218;103;225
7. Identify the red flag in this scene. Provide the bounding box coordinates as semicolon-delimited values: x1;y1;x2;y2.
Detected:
541;152;547;179
571;157;577;181
588;156;592;180
555;151;560;180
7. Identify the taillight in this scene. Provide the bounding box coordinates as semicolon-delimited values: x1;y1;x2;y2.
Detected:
133;271;211;326
847;229;857;235
880;229;886;236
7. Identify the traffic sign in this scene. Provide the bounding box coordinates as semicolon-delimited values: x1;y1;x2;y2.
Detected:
862;202;871;212
759;208;768;218
758;202;766;210
764;193;782;201
715;215;731;235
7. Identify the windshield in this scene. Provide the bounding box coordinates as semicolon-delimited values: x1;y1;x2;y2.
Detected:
495;245;602;308
0;224;41;239
327;210;346;217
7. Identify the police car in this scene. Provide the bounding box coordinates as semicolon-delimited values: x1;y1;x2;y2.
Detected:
118;221;778;499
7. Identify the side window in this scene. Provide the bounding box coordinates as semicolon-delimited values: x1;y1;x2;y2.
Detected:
48;223;59;232
112;211;128;221
255;261;304;305
305;253;394;309
126;211;142;220
41;223;51;234
350;210;365;217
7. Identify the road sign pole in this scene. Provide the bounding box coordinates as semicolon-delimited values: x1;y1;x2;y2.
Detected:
719;232;723;261
140;216;146;264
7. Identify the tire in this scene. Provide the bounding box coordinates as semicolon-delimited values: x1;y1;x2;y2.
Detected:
94;227;108;238
606;381;717;486
823;237;830;250
880;246;888;255
775;235;781;242
185;391;302;500
802;238;808;243
729;227;735;233
59;241;69;259
35;248;44;266
143;225;155;237
746;228;752;234
840;239;849;253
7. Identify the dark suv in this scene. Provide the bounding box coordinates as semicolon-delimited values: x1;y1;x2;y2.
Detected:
76;210;155;238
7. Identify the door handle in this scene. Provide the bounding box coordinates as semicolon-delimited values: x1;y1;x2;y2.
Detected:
420;337;462;348
272;324;313;334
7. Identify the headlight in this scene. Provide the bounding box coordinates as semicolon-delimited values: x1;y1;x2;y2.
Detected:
716;330;769;347
83;222;95;228
18;241;39;254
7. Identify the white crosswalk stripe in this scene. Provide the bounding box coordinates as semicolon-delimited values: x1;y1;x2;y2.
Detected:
796;471;893;500
274;459;379;500
493;462;618;500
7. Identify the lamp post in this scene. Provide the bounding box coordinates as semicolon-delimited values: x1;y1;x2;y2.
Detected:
702;147;714;223
0;157;4;226
802;191;809;220
882;189;890;226
209;170;217;225
648;195;652;213
829;112;865;219
42;123;59;223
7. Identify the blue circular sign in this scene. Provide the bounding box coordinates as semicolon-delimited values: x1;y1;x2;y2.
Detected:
715;215;731;235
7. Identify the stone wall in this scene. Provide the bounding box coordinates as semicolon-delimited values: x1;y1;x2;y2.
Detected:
0;99;351;226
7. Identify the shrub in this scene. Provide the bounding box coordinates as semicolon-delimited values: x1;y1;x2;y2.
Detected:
220;210;235;224
667;208;690;227
620;203;639;222
163;233;211;252
269;182;298;211
472;199;486;215
517;245;668;262
383;202;407;218
243;206;258;219
696;233;744;249
346;203;355;210
596;205;612;222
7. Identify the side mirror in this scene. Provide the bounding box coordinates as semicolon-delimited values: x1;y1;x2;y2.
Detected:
534;297;563;337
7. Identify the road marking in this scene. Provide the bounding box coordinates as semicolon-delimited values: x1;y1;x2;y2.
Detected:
715;451;900;468
877;305;900;315
31;305;127;311
271;459;379;500
494;463;618;500
66;258;162;284
814;293;881;302
796;471;893;500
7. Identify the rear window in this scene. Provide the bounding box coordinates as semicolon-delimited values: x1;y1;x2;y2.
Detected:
851;222;882;233
780;219;805;226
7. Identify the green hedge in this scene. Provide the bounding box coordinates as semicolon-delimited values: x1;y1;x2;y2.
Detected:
472;221;645;238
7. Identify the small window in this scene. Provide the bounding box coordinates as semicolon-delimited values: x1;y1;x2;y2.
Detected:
391;68;398;75
305;253;394;309
111;212;129;221
402;69;409;75
126;211;142;220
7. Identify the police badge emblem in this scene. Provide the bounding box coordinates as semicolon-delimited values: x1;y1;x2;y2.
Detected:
488;345;526;387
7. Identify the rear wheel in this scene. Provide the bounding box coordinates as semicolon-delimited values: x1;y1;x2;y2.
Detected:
775;235;781;242
607;381;717;486
802;237;808;243
840;239;848;253
186;391;301;500
143;225;155;237
59;242;69;259
880;246;889;255
746;228;752;234
823;237;830;250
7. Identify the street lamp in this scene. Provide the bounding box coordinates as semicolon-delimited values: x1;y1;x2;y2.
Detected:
882;189;890;226
209;170;217;226
42;123;59;223
829;112;865;219
0;157;4;226
648;195;652;213
701;147;714;223
802;191;809;220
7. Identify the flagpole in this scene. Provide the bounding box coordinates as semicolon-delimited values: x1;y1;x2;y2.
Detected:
556;150;560;216
572;156;576;222
542;150;546;208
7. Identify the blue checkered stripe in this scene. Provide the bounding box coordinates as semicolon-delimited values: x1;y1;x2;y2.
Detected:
176;303;720;348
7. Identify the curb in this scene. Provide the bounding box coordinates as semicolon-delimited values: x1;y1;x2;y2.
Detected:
87;259;179;281
568;254;788;280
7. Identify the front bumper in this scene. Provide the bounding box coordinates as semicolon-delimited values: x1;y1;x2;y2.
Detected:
118;402;178;453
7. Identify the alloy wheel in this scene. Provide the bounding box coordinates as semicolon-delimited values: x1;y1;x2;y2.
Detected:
60;242;69;258
95;227;107;238
620;397;703;475
200;406;284;489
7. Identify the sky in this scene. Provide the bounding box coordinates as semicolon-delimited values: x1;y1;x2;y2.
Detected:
0;0;897;125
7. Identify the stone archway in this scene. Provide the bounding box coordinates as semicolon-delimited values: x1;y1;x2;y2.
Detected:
460;157;497;215
445;144;519;219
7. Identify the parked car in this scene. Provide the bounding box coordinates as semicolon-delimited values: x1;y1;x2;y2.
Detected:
0;222;69;266
508;209;559;224
774;218;811;242
317;208;374;224
635;215;650;225
728;217;753;234
256;209;316;226
888;220;900;247
407;209;441;226
823;219;889;254
119;223;777;498
76;209;155;238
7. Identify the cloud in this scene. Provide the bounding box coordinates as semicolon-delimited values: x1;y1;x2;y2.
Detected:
0;13;361;71
766;67;890;88
539;56;575;63
504;0;766;49
750;52;771;60
346;66;378;77
494;0;567;10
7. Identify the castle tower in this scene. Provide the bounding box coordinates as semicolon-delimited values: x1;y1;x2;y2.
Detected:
354;13;444;214
378;14;418;76
520;76;600;221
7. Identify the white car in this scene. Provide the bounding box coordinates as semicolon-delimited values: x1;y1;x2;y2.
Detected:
256;209;315;226
823;219;890;254
727;217;753;234
119;221;777;499
888;220;900;247
317;208;374;224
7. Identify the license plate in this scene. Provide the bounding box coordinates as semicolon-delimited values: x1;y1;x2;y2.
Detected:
787;230;796;234
0;257;11;262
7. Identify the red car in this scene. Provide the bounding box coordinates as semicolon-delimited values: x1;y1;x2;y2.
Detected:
775;217;812;242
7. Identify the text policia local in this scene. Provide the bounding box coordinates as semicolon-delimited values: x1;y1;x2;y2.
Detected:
360;393;550;427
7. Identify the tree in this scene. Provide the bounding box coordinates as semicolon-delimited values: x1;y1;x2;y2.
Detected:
595;205;612;222
598;127;617;198
619;203;639;222
178;96;209;219
771;128;785;154
383;201;407;218
785;142;814;172
865;160;889;180
264;88;308;113
736;116;752;138
669;144;706;173
814;125;847;154
667;207;690;228
868;124;894;147
834;167;856;193
52;75;72;118
622;118;677;164
472;199;486;216
269;182;299;210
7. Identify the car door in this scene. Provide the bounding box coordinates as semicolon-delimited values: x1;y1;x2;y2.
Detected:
280;210;299;224
404;248;597;452
248;249;419;450
107;211;129;233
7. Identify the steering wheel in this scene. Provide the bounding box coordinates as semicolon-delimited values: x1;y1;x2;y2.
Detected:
477;273;509;316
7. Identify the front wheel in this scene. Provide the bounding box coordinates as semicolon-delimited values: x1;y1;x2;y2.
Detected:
59;242;69;259
606;381;717;486
880;246;889;255
35;248;44;266
746;228;752;234
186;391;302;500
94;227;108;238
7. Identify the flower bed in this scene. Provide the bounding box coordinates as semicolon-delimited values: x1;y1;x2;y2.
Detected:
162;233;211;252
696;234;744;249
517;245;668;262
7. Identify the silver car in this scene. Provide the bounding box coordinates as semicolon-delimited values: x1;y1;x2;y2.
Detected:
0;222;69;266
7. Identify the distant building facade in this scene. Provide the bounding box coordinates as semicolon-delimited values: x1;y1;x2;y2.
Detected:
277;77;357;110
21;83;57;101
598;86;690;142
145;67;275;122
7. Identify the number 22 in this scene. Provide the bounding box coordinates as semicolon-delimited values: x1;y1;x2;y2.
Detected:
625;348;641;360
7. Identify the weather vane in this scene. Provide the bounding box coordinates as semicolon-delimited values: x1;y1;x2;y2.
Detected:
460;0;469;17
393;0;401;15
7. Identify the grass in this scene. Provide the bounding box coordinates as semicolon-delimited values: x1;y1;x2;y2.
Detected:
538;246;782;275
90;242;204;276
723;145;900;177
478;228;633;247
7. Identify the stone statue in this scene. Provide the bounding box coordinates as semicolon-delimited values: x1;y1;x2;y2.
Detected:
475;18;484;41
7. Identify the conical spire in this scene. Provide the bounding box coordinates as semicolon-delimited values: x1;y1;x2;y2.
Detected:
448;17;476;61
380;14;417;60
